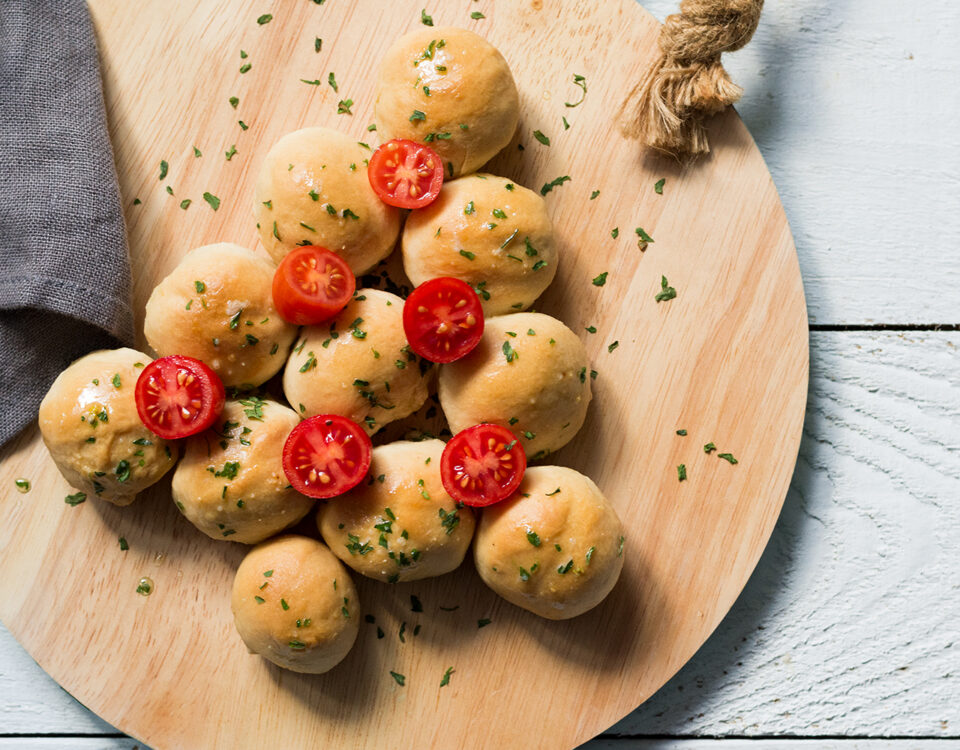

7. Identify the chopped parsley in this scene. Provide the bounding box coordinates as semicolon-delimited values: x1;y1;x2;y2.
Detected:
592;272;608;287
502;340;517;363
533;129;550;146
390;671;406;686
111;373;122;388
327;71;338;92
64;492;86;506
655;275;677;302
718;453;739;464
676;429;688;436
564;73;587;107
608;341;619;353
440;667;454;687
590;190;600;199
654;178;665;194
635;226;655;247
477;618;491;628
337;99;353;114
526;530;541;547
158;160;168;180
540;175;571;195
410;109;426;122
470;10;485;19
704;442;717;454
421;8;433;25
202;192;220;211
256;13;272;24
678;464;687;481
611;227;619;239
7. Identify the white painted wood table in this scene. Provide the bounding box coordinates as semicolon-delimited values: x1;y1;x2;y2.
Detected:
2;1;959;748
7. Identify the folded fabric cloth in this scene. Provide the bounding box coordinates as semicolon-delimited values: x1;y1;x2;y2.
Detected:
0;0;133;447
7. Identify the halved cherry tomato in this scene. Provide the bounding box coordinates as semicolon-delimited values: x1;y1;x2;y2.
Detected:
282;414;372;499
440;424;527;507
135;355;226;440
272;246;356;326
368;139;444;209
403;277;484;363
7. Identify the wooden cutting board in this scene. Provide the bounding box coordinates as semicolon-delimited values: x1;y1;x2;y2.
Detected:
0;1;808;748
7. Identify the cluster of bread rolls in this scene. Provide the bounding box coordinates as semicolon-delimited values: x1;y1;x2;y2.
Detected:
37;27;624;676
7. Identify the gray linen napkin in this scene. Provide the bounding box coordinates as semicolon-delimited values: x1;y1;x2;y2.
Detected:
0;0;134;446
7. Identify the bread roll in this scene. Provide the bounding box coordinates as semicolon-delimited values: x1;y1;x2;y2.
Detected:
171;398;314;544
143;243;296;388
473;466;624;619
253;127;401;273
232;535;360;673
439;313;590;459
38;348;177;506
374;27;520;178
283;289;430;435
402;173;557;316
317;440;475;583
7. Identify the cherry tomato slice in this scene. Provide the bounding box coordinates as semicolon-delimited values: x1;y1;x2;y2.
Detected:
272;246;356;326
134;355;226;440
403;277;485;363
368;139;444;209
440;424;527;507
282;415;372;499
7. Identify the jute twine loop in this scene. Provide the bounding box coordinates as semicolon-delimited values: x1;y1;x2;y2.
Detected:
622;0;764;157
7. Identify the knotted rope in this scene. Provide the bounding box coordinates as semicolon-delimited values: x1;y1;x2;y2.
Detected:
622;0;764;157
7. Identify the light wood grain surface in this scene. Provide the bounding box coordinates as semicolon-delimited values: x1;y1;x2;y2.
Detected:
4;0;958;748
0;0;807;749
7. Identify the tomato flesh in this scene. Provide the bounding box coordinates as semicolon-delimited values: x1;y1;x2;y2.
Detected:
134;355;226;440
403;277;484;363
273;246;356;326
282;415;372;499
440;424;527;507
368;139;444;209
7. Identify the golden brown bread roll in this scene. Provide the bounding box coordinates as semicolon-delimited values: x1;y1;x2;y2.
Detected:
253;127;401;273
438;312;591;460
402;173;557;316
231;535;360;673
283;289;431;436
171;398;314;544
374;27;520;178
473;466;624;620
143;243;296;388
38;348;178;506
317;440;475;583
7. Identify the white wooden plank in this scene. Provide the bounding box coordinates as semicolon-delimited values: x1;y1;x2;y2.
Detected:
614;331;960;736
2;331;958;740
0;622;116;735
641;0;960;324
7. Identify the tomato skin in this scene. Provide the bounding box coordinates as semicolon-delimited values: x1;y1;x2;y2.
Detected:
440;424;527;507
134;355;226;440
403;277;485;363
368;139;444;209
282;414;372;500
272;246;356;326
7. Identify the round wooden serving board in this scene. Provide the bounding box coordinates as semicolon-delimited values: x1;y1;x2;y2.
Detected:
0;1;808;748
